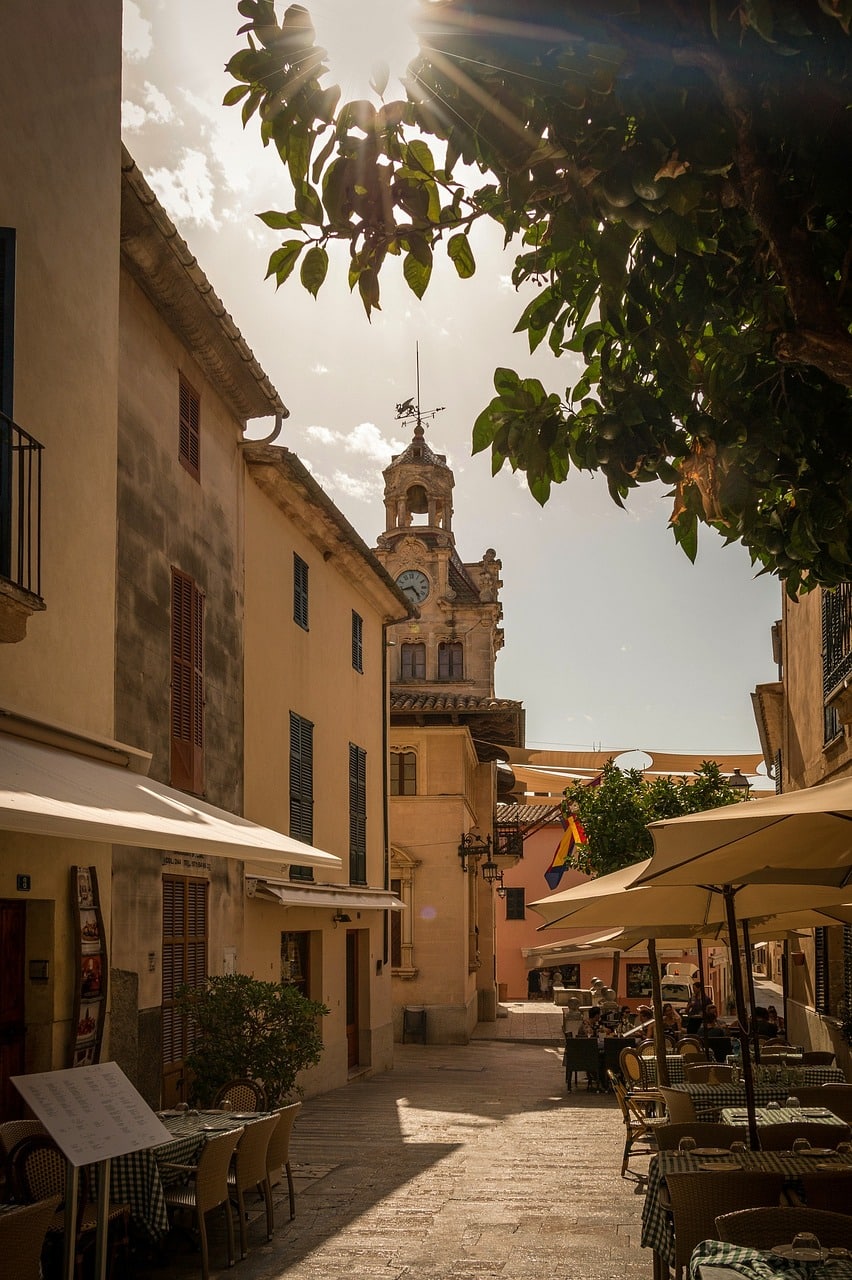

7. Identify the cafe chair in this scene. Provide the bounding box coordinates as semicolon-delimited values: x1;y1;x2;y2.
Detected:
664;1170;786;1280
0;1120;45;1196
675;1037;708;1061
655;1122;747;1151
227;1112;279;1258
563;1036;603;1093
682;1064;735;1084
758;1122;851;1151
266;1102;301;1220
800;1051;836;1066
619;1046;664;1097
161;1125;244;1280
802;1084;852;1124
10;1135;131;1280
799;1169;852;1213
658;1087;698;1124
608;1071;669;1178
715;1206;852;1250
212;1078;267;1112
0;1194;61;1280
637;1039;658;1059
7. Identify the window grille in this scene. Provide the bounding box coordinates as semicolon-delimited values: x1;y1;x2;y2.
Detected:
505;887;525;920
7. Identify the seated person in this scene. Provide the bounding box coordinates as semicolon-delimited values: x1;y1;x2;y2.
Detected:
701;1003;726;1037
750;1005;778;1038
661;1002;682;1044
577;1006;602;1038
766;1004;786;1035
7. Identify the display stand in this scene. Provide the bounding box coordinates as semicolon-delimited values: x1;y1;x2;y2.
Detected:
12;1062;171;1280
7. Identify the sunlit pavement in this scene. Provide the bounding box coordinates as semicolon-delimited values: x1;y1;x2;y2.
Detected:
137;1016;652;1280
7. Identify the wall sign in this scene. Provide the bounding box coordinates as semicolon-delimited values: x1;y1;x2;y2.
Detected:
70;866;108;1068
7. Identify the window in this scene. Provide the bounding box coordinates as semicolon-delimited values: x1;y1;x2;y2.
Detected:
349;743;367;884
0;229;15;584
178;374;200;480
554;963;581;988
438;641;463;679
289;712;314;848
400;642;425;679
390;750;416;796
390;879;402;969
170;569;204;794
352;611;363;672
293;553;309;629
505;887;525;920
625;963;653;998
281;931;310;996
815;926;831;1015
162;875;208;1104
822;584;852;742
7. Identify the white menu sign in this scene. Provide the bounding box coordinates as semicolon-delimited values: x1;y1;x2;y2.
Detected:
12;1061;172;1167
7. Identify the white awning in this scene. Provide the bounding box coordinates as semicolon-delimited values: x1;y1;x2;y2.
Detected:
249;878;404;911
0;734;341;870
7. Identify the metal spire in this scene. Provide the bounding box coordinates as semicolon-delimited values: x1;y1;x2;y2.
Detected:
395;343;445;432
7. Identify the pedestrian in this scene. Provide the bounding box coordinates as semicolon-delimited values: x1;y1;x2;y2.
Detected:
539;969;551;1002
527;969;540;1001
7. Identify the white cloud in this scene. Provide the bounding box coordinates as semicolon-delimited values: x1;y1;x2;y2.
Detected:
304;421;404;464
312;363;329;375
305;426;336;446
121;101;148;131
146;150;218;228
122;80;175;132
122;1;153;61
330;471;382;501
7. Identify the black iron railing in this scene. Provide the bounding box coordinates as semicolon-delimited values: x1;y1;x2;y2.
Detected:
0;411;43;598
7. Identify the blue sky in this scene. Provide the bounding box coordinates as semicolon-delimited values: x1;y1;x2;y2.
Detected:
121;0;782;760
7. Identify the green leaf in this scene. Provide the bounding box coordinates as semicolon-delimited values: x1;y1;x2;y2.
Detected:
294;182;323;225
300;246;329;297
370;61;390;97
494;368;520;398
257;210;303;230
403;250;432;298
447;233;476;279
472;402;498;454
266;240;304;287
223;84;251;106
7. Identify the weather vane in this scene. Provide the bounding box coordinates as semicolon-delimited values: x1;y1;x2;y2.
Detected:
395;342;445;430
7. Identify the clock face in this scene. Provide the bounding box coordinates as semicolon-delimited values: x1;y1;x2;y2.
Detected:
396;569;430;604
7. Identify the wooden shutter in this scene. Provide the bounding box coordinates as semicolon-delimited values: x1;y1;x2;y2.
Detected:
171;569;204;793
294;554;309;629
352;611;363;672
162;876;208;1104
289;712;314;844
178;375;200;479
815;927;831;1015
349;743;367;883
438;642;463;679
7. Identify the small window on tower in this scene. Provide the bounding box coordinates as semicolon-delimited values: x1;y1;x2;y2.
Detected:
438;641;463;680
401;642;425;680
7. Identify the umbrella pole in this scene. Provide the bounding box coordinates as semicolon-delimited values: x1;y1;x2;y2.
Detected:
781;942;789;1040
696;937;711;1058
611;949;621;994
742;918;761;1065
648;938;670;1087
723;886;759;1150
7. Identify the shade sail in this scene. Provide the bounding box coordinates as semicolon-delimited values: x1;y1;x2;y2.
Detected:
249;879;403;911
528;859;852;932
639;777;852;888
0;735;341;869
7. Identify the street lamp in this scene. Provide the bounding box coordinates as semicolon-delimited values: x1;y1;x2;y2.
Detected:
458;831;490;872
728;768;752;798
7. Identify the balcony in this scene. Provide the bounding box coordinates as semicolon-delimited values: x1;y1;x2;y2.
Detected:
0;412;44;641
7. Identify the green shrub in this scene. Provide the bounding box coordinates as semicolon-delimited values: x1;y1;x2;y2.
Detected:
175;973;328;1105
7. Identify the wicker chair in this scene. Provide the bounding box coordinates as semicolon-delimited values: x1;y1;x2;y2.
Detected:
10;1135;131;1280
682;1064;735;1084
658;1087;698;1124
799;1169;852;1213
664;1170;786;1280
758;1122;851;1151
0;1120;45;1198
212;1079;267;1112
655;1122;748;1151
608;1070;669;1178
637;1039;658;1058
161;1125;244;1280
227;1113;279;1258
715;1206;852;1250
675;1037;708;1061
800;1051;836;1066
797;1085;852;1124
266;1102;301;1221
618;1046;665;1104
0;1195;62;1280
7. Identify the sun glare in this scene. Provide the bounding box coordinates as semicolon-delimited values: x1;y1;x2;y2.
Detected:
308;0;420;101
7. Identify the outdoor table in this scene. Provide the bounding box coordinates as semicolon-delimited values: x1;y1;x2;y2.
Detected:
640;1055;687;1086
690;1239;852;1280
641;1147;852;1270
109;1109;264;1242
721;1106;850;1133
667;1070;847;1122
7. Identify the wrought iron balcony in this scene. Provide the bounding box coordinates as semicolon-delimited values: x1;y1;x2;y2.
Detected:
0;412;44;640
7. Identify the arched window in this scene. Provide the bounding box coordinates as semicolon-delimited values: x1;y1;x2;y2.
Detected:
438;641;463;679
400;642;425;679
390;751;417;796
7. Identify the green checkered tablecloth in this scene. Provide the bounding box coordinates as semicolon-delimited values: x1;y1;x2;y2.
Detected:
109;1111;261;1242
720;1107;849;1130
641;1149;852;1268
668;1071;847;1122
689;1239;852;1279
640;1056;687;1085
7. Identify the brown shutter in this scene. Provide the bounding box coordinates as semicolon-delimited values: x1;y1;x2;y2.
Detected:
179;375;200;479
171;568;204;793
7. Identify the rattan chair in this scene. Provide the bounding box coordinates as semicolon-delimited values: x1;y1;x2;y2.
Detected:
0;1120;45;1198
10;1135;131;1280
798;1085;852;1124
658;1086;698;1124
715;1206;852;1250
161;1125;244;1280
758;1122;851;1151
608;1070;669;1178
800;1052;836;1066
0;1195;62;1280
618;1046;665;1103
212;1079;267;1112
799;1169;852;1213
267;1102;301;1220
664;1170;786;1280
655;1122;748;1151
675;1037;708;1061
227;1113;279;1258
637;1039;658;1059
682;1064;735;1084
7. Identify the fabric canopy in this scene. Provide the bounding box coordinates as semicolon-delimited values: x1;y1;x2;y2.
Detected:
249;879;404;911
0;734;341;869
640;776;852;888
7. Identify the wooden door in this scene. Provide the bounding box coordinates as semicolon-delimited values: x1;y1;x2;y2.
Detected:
345;930;359;1069
0;901;26;1119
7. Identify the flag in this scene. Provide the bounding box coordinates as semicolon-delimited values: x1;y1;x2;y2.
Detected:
544;813;586;890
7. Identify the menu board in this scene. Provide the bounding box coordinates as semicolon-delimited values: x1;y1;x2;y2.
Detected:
12;1061;172;1166
70;866;107;1068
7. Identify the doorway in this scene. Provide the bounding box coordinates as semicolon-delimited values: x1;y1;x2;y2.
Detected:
345;929;359;1069
0;900;26;1119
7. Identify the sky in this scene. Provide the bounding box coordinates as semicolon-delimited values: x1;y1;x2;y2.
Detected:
120;0;783;764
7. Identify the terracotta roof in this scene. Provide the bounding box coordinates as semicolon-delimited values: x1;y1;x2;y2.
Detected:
390;692;521;713
497;802;562;824
388;424;449;470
